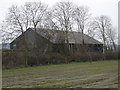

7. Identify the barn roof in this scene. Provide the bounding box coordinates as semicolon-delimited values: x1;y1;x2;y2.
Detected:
31;28;102;44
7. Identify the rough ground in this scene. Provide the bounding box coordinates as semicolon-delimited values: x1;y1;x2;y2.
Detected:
2;60;118;88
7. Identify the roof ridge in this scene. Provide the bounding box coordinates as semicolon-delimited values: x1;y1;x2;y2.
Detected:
28;28;102;44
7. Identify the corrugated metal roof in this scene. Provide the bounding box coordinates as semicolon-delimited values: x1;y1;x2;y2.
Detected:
33;28;102;44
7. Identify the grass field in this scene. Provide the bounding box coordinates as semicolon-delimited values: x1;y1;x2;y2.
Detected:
2;60;118;88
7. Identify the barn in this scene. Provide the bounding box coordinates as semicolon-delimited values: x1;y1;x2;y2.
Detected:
10;28;103;53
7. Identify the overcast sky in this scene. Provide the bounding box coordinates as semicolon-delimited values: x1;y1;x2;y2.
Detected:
0;0;119;27
0;0;119;44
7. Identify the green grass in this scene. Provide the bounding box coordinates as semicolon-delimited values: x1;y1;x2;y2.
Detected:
2;60;118;88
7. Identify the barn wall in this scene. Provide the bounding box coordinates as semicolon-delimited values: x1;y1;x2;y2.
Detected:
87;44;103;52
10;29;53;52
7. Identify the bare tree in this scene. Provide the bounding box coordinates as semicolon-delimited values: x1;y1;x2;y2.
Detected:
1;20;22;43
52;1;75;51
41;10;59;30
1;2;48;43
73;6;90;44
106;27;117;51
90;15;113;54
5;5;25;34
24;2;48;31
1;4;30;43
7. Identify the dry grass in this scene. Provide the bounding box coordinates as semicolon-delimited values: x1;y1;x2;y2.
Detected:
2;60;118;88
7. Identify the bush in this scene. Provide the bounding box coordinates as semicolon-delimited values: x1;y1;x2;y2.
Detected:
69;52;103;62
105;51;118;60
118;51;120;59
2;49;26;68
27;52;66;66
2;49;118;69
41;53;66;64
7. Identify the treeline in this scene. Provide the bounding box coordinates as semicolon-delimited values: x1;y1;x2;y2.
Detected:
1;1;117;52
1;1;118;68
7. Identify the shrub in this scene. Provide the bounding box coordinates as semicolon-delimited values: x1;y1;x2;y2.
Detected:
2;49;118;69
105;51;118;60
2;49;26;68
69;52;103;62
41;53;66;64
27;52;66;66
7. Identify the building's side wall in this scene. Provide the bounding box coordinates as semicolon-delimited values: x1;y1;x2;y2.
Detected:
10;29;53;52
10;28;103;54
68;44;103;52
10;33;26;49
52;43;103;54
87;44;103;53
